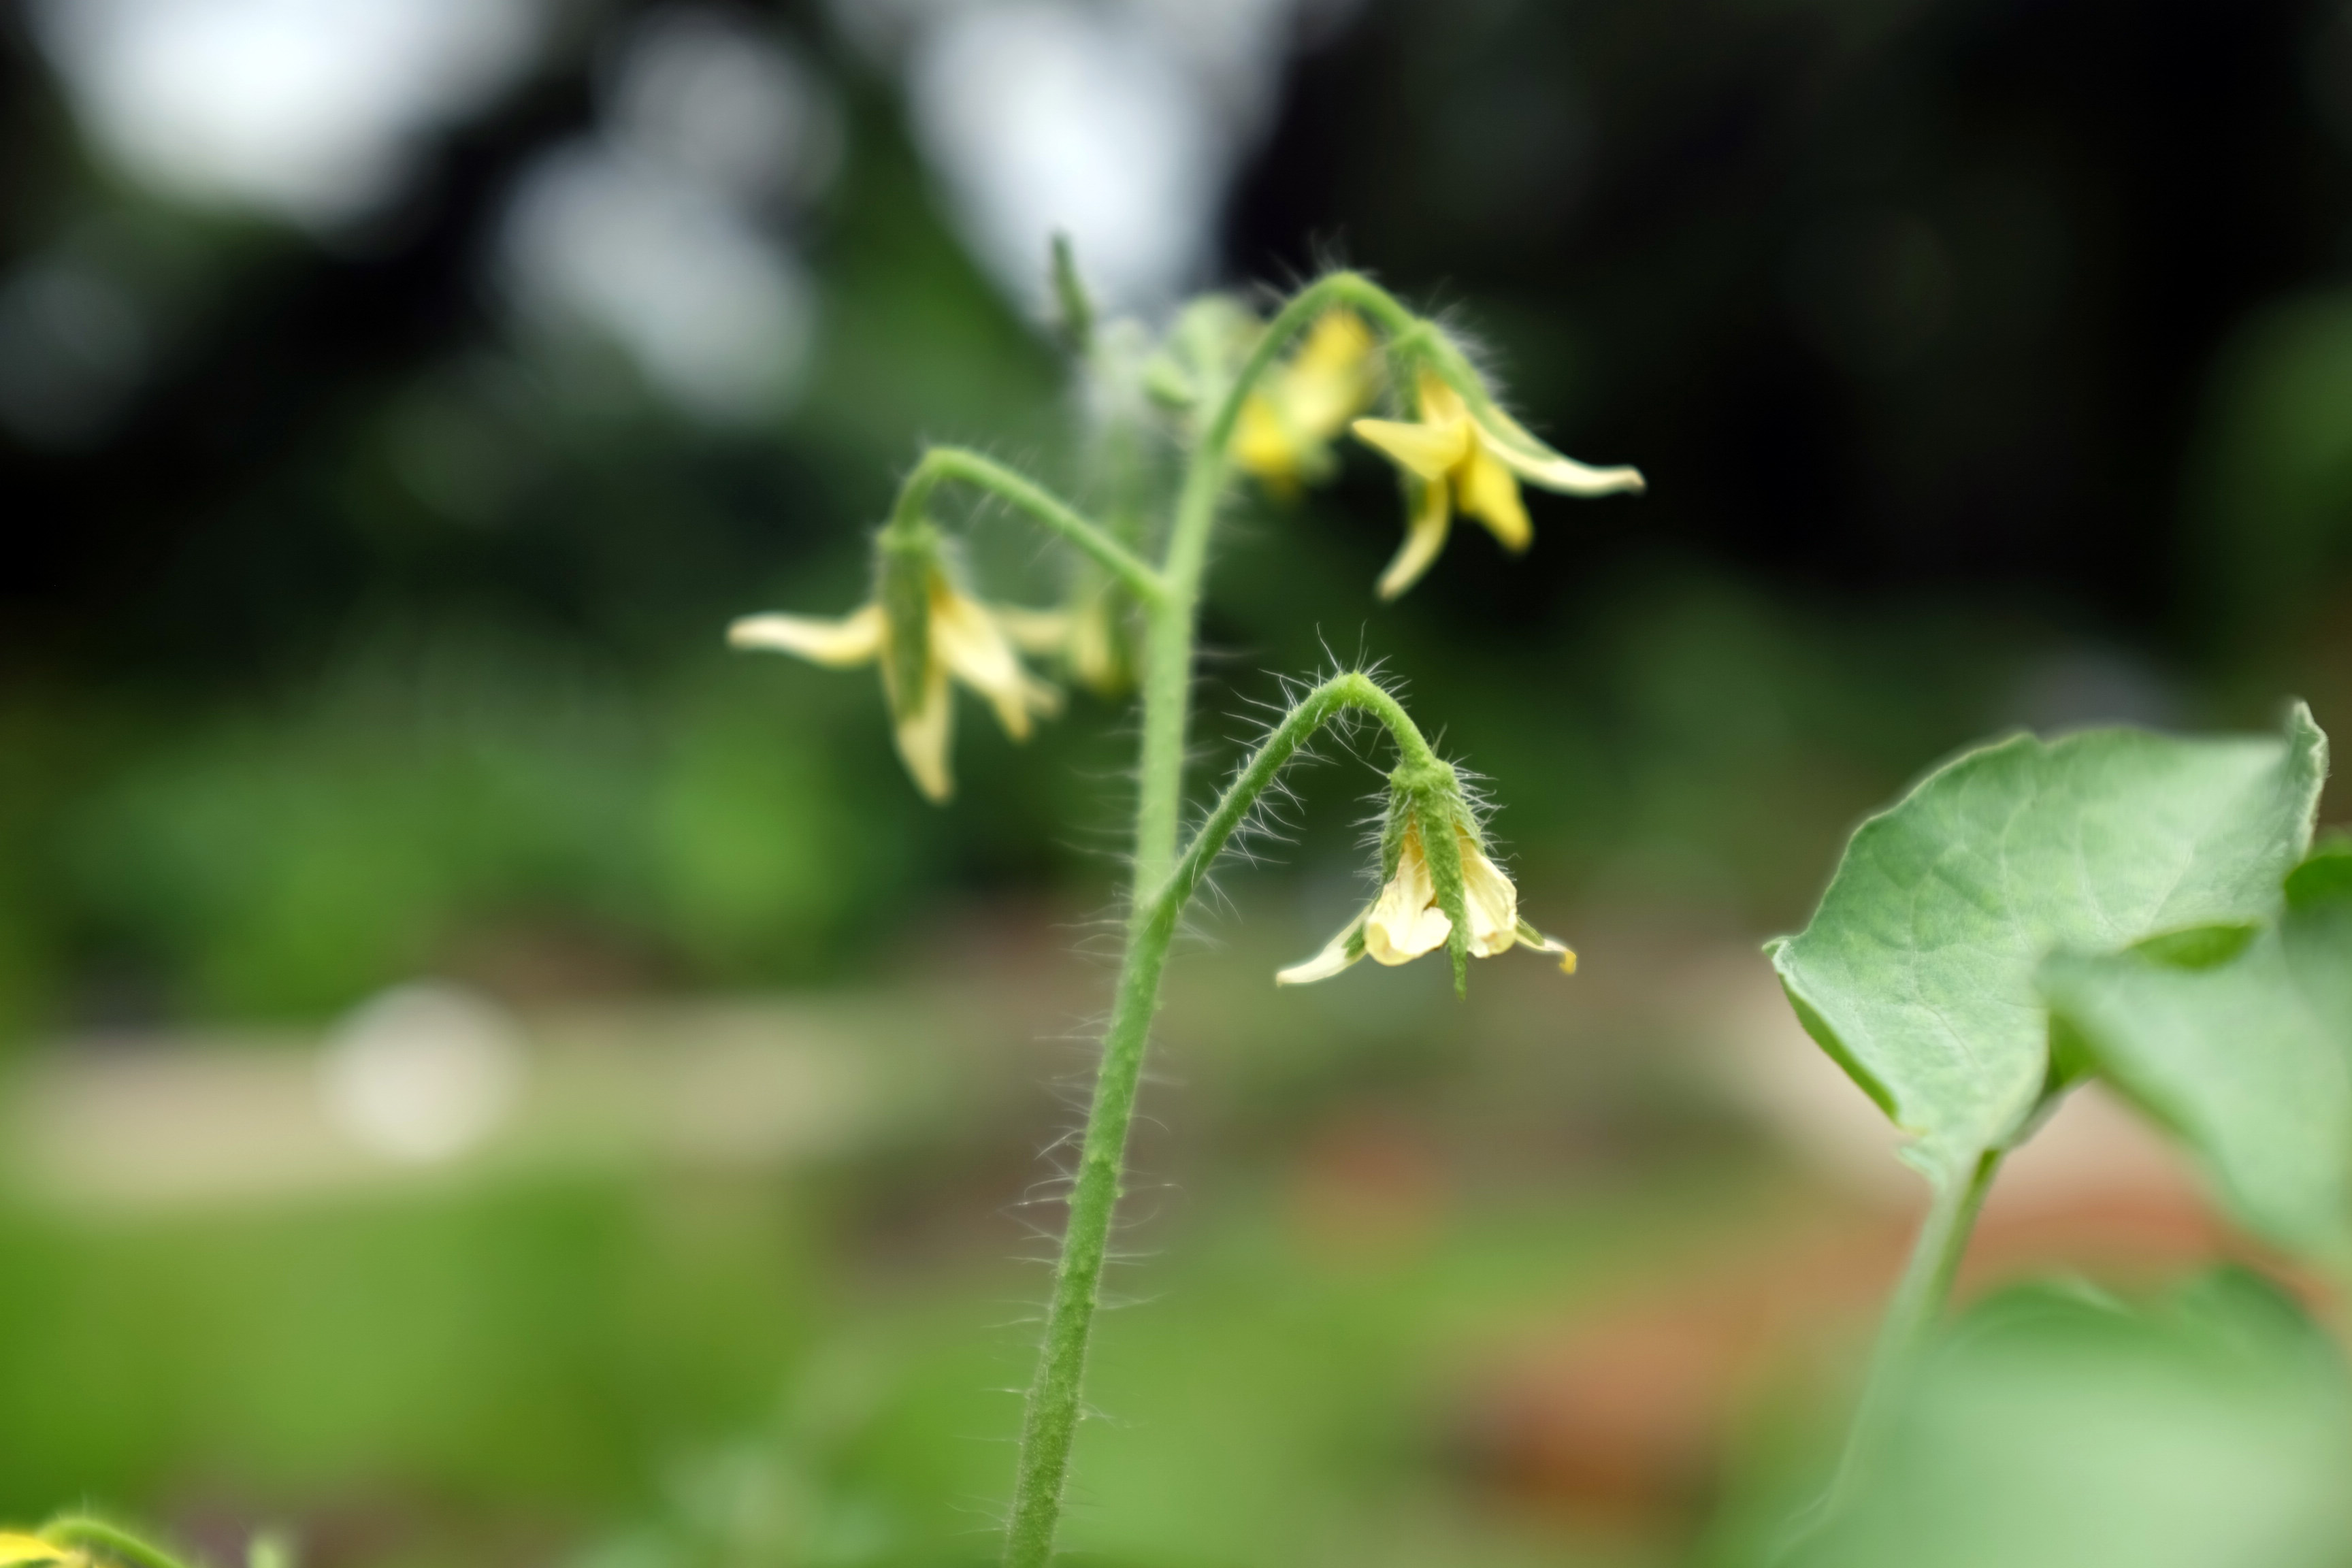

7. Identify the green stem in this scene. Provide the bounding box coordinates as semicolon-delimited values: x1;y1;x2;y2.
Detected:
1004;272;1426;1568
1130;271;1422;902
1002;674;1436;1568
40;1519;195;1568
1793;1149;2002;1547
892;446;1167;605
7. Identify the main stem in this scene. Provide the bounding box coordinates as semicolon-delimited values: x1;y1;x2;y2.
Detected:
1003;275;1422;1568
1130;272;1422;902
1003;675;1434;1568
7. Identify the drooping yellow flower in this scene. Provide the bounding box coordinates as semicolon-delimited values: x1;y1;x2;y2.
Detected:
0;1535;80;1567
1351;368;1644;599
1235;310;1379;493
730;535;1059;803
1276;818;1574;985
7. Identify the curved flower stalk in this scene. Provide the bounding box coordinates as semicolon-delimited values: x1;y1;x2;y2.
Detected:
730;258;1637;1568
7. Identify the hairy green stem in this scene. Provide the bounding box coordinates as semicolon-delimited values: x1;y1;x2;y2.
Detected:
890;446;1167;605
1002;674;1435;1568
41;1518;195;1568
1130;272;1422;902
1004;273;1426;1568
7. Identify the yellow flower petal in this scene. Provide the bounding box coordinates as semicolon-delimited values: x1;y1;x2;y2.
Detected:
1275;911;1368;985
987;605;1073;656
1413;369;1471;425
892;660;954;803
1474;402;1646;496
1376;478;1453;602
1282;310;1377;437
1352;416;1469;482
1456;443;1531;551
0;1536;69;1567
1367;900;1452;965
930;586;1060;740
1235;394;1303;487
1365;828;1452;964
728;605;886;667
1458;836;1520;958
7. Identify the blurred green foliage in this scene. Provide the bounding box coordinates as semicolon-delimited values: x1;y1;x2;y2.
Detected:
1773;1272;2352;1568
0;1154;1759;1568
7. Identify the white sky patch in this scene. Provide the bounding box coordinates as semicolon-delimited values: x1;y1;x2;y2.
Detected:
613;5;843;210
501;142;814;421
496;5;830;423
31;0;551;228
909;3;1216;313
852;0;1360;314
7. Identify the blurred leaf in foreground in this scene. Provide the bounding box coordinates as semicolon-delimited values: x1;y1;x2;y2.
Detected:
2040;841;2352;1260
1791;1271;2352;1568
1767;705;2325;1186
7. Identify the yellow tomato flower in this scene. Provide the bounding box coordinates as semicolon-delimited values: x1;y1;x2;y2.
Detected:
730;536;1059;803
1351;368;1644;599
1276;817;1574;985
0;1535;78;1567
1235;310;1379;493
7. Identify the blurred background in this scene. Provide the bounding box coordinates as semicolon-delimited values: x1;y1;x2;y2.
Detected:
2;0;2351;1565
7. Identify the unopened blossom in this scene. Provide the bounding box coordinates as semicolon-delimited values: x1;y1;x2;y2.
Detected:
994;576;1131;700
731;544;1058;803
1351;367;1644;599
1277;817;1574;985
1235;309;1380;493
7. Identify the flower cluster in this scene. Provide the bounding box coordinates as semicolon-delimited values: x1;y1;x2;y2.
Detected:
730;280;1642;811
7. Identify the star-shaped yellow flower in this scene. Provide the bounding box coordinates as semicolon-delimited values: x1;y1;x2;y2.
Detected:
731;540;1058;803
1276;817;1573;985
1351;368;1644;599
1234;309;1379;493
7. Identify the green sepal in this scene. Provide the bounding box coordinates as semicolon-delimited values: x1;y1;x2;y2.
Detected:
874;523;941;721
1386;755;1471;996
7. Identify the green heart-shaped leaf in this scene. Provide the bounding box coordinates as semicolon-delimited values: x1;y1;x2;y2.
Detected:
2038;843;2352;1257
1767;705;2326;1186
